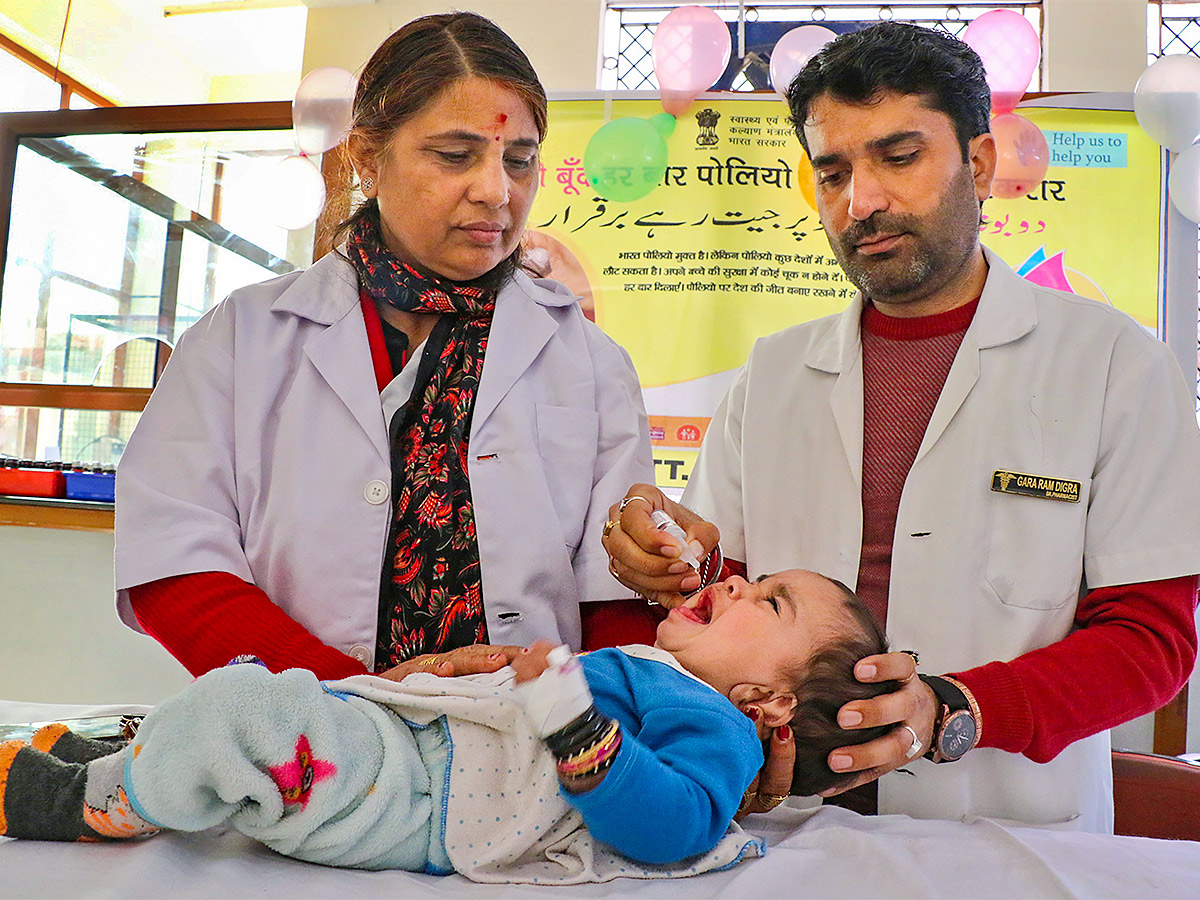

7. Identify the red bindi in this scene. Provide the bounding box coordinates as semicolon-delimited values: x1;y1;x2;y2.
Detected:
497;113;508;124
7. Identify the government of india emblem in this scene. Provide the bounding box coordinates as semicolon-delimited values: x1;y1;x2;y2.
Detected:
695;108;720;146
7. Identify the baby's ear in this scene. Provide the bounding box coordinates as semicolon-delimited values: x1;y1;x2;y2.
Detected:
730;684;798;729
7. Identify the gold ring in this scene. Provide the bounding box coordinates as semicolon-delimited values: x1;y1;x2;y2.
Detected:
759;793;790;810
618;495;652;513
417;657;442;667
602;519;618;539
737;787;757;815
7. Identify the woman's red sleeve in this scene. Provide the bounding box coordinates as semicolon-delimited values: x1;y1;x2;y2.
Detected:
128;571;370;680
580;599;666;650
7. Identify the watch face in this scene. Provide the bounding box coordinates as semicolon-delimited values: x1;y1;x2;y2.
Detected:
939;710;977;760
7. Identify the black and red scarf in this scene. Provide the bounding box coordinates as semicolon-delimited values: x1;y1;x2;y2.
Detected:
346;213;496;669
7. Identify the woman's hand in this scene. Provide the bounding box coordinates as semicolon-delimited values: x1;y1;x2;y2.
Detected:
601;483;720;609
377;643;524;682
511;640;555;684
820;651;938;796
735;724;796;819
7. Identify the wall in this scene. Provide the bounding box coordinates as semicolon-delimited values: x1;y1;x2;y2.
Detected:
301;0;605;91
0;2;1160;113
1043;0;1148;92
0;526;191;704
305;0;1150;96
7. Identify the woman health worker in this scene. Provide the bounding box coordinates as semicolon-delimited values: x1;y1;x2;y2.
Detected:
114;13;653;681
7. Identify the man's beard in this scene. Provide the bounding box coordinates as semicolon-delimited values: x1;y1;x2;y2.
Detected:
828;164;981;305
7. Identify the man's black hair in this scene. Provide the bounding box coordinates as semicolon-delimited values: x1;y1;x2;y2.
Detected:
785;21;991;162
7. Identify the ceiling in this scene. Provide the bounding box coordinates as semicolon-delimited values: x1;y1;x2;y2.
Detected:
0;0;382;104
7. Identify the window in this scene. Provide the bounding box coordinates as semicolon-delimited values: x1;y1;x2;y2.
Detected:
0;103;312;525
602;3;1042;92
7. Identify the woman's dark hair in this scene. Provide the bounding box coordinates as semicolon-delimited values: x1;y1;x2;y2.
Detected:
788;580;902;797
785;21;991;162
330;12;547;282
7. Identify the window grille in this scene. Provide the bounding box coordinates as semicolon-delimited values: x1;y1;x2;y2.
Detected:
1150;0;1200;61
602;3;1042;92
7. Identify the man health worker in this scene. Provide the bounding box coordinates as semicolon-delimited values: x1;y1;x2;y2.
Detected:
603;22;1200;831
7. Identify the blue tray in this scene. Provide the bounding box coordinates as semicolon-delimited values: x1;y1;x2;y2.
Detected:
64;471;115;502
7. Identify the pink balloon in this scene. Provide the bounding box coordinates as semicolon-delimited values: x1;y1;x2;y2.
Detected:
769;25;837;97
652;5;731;116
263;155;327;230
293;66;357;155
963;10;1040;115
990;112;1049;200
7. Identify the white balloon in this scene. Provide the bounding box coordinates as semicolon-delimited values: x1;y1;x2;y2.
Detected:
769;25;837;97
1168;142;1200;223
1134;55;1200;151
293;66;357;155
262;155;327;230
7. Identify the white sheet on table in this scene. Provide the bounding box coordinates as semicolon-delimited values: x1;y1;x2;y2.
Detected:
3;702;1198;899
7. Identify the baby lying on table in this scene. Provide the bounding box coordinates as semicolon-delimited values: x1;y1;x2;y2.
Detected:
0;570;896;884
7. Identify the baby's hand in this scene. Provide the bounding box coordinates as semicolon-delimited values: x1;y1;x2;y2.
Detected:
511;640;556;684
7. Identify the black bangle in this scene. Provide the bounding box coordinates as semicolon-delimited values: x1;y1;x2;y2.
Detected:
543;705;613;758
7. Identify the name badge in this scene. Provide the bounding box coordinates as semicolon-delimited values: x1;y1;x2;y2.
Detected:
991;470;1081;503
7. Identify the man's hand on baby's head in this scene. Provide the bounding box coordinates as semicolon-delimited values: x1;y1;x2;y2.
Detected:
820;650;933;795
511;640;556;684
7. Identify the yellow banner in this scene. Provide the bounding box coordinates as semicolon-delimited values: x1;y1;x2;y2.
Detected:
653;448;698;491
529;98;1162;490
988;107;1161;330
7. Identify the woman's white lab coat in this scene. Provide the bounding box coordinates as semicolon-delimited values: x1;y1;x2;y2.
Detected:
115;251;652;666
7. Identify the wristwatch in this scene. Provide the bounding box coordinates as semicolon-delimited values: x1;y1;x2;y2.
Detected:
918;675;980;763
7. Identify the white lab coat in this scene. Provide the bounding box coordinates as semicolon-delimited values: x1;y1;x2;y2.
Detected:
115;251;652;665
684;247;1200;831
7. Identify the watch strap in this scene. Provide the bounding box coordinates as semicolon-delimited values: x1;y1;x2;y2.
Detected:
918;674;980;762
940;675;982;749
918;673;969;711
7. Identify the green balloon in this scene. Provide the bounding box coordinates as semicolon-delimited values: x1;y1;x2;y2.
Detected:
584;116;672;202
649;112;677;138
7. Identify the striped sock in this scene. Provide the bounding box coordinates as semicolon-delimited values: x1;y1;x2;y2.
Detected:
0;741;157;841
31;724;126;764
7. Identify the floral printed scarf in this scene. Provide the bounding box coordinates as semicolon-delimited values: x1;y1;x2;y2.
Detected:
346;213;496;668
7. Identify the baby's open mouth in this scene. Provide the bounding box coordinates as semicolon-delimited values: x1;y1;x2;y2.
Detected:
685;590;713;624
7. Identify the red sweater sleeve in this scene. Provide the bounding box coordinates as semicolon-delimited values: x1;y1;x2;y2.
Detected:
580;599;666;650
953;574;1199;763
128;572;370;680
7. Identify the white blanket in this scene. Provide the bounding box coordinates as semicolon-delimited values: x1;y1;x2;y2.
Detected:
326;671;763;883
3;699;1198;899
